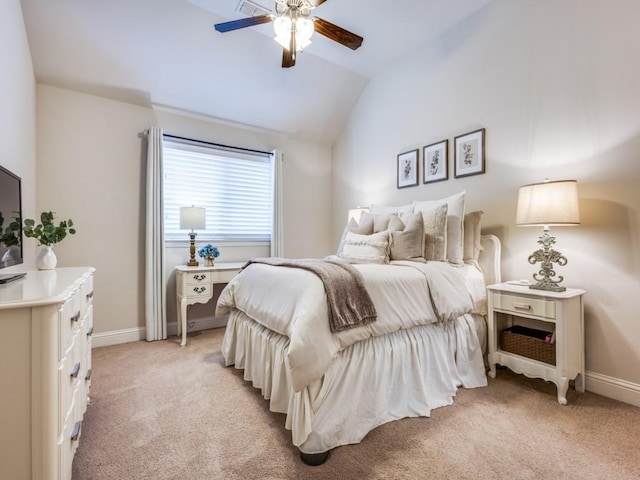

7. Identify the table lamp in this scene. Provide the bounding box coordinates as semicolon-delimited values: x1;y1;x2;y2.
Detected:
347;207;370;224
516;179;580;292
180;206;206;266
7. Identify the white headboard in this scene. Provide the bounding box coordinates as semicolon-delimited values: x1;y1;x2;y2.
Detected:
478;234;501;287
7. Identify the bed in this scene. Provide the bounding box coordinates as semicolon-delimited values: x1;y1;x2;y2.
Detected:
216;194;501;465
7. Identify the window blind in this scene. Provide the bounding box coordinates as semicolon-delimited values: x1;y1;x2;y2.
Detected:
163;138;273;242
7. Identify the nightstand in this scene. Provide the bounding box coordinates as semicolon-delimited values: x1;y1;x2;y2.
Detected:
487;282;586;405
175;262;244;346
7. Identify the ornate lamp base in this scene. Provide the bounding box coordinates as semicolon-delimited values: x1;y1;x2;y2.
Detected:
527;229;567;292
187;231;199;266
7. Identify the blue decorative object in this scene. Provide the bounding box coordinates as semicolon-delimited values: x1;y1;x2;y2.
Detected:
198;244;220;259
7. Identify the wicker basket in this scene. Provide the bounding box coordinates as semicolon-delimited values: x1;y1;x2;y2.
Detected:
500;326;556;366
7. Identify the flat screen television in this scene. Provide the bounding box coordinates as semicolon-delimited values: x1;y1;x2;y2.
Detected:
0;165;24;276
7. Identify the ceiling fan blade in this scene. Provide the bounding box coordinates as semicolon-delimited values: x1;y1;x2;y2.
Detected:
214;14;273;33
310;0;327;6
313;17;363;50
282;48;296;68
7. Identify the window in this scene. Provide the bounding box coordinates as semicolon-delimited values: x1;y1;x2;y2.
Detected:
162;137;274;243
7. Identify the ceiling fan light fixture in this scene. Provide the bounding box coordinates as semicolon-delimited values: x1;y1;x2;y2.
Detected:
273;15;292;49
296;17;314;48
215;0;363;68
273;13;313;52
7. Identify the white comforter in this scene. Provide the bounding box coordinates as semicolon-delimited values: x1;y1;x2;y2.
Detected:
216;260;485;392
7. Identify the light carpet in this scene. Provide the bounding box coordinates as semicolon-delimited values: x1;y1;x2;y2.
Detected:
72;327;640;479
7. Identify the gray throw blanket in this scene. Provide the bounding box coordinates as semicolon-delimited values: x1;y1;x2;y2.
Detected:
243;257;377;332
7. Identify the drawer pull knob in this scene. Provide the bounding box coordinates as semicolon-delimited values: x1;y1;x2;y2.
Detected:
86;291;94;300
193;274;206;281
193;286;206;294
513;302;532;311
70;421;82;442
70;311;81;323
87;326;94;337
70;362;81;378
85;368;92;381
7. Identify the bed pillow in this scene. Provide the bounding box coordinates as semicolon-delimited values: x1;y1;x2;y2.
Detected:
414;203;448;261
337;215;374;255
414;191;465;264
389;212;425;262
366;212;394;233
369;203;414;215
339;230;390;264
463;210;484;264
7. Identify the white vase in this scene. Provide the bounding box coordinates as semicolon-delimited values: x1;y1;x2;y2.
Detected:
36;245;57;270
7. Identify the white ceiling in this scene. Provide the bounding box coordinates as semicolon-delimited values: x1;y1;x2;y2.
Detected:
20;0;494;144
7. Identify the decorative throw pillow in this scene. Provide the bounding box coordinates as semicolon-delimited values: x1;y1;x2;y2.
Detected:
361;212;394;233
463;210;484;264
389;212;425;261
369;203;414;215
414;191;465;264
415;203;448;261
337;215;374;255
339;230;390;264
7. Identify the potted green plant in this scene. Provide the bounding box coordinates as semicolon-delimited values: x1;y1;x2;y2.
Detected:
22;211;76;270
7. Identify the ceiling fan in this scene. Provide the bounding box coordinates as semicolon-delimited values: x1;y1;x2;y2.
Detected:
214;0;364;68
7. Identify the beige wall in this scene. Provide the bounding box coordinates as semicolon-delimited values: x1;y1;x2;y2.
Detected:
35;85;333;336
333;0;640;393
0;0;36;270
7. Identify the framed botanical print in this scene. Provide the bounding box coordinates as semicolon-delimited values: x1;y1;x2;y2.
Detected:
454;128;485;178
397;149;419;188
423;140;448;184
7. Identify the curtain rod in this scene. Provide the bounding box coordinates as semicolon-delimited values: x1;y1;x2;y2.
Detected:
162;134;272;156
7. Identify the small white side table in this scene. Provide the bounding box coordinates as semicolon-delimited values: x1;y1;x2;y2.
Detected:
175;262;244;346
487;282;586;405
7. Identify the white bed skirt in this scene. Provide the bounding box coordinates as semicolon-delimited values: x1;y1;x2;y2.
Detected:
222;311;488;454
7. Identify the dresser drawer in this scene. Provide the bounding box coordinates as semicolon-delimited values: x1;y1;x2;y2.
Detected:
59;334;83;433
492;293;556;320
83;304;94;394
59;295;82;359
60;393;83;480
81;275;94;316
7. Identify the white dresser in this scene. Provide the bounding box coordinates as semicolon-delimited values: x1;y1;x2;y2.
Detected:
0;267;95;480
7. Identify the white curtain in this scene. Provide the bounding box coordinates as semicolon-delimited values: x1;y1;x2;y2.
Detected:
271;149;284;257
145;126;167;341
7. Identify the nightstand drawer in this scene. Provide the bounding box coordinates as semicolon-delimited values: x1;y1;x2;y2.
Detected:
185;272;210;285
492;293;556;319
185;284;212;298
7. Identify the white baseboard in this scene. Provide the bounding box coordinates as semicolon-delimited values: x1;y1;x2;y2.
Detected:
91;317;227;348
92;327;146;348
586;370;640;407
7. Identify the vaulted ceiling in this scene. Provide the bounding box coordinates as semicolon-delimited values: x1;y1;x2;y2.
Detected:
21;0;494;144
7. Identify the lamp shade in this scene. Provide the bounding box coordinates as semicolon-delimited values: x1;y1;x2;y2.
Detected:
347;207;370;224
516;180;580;226
179;206;206;230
